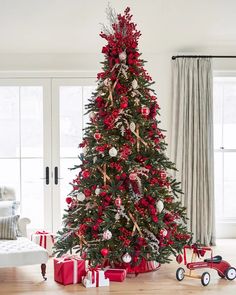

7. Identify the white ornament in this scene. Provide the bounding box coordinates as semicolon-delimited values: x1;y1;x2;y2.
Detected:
156;200;164;213
77;192;85;202
132;79;138;90
83;146;88;155
122;253;132;263
103;230;112;240
129;122;136;132
89;112;96;120
119;51;127;61
93;156;97;163
161;229;168;237
109;147;118;157
95;187;101;195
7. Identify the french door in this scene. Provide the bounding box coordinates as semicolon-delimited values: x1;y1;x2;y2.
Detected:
0;78;95;232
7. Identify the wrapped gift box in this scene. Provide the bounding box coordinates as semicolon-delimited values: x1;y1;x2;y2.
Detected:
105;268;127;282
54;256;87;285
31;231;55;256
82;269;109;288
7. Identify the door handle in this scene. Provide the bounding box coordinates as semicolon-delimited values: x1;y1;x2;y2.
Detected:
40;166;49;185
54;166;63;185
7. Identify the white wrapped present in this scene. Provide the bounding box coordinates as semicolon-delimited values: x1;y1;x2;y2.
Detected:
82;269;109;288
31;231;55;256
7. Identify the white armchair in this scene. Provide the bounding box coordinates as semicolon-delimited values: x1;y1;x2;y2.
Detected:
0;217;49;280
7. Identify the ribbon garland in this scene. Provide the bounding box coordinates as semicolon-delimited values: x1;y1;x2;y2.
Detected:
130;124;148;152
128;211;143;237
97;164;111;186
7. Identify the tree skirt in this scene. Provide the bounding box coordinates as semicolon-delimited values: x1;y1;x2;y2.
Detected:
117;259;161;274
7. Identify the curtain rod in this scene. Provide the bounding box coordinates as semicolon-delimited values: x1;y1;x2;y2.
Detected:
172;55;236;60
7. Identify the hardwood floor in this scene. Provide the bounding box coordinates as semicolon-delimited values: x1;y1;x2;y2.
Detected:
1;239;236;295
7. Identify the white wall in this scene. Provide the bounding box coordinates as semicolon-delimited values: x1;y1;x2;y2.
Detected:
1;0;236;237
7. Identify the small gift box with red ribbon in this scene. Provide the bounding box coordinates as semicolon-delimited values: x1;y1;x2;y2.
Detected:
104;268;127;282
82;268;110;288
54;255;87;285
31;231;55;256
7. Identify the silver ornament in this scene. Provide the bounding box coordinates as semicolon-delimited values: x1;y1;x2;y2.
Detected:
77;192;85;202
103;230;112;240
95;187;101;195
156;200;164;213
122;252;132;263
109;147;118;157
129;122;136;132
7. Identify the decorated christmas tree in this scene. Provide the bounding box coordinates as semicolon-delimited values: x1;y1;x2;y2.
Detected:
54;7;191;269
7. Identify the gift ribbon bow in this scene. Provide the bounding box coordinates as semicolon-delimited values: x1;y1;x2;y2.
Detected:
87;267;99;286
34;231;55;249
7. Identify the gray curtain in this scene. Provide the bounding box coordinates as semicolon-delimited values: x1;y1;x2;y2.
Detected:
171;58;216;246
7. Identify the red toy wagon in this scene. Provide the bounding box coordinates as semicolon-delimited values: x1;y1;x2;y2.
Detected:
176;244;236;286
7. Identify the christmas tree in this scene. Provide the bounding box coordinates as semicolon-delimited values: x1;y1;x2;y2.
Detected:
54;7;191;268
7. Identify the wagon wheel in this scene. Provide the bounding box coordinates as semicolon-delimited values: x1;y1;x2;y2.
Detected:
201;272;210;286
176;267;185;281
217;271;225;278
225;267;236;280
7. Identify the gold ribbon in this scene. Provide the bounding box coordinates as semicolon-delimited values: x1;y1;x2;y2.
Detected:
128;211;143;237
97;164;111;186
131;125;148;152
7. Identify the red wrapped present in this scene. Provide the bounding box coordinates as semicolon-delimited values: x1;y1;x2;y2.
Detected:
54;255;87;285
105;269;127;282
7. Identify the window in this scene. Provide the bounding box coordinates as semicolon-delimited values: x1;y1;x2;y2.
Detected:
0;78;96;232
213;77;236;222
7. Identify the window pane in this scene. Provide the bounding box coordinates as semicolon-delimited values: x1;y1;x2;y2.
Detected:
0;87;20;157
83;86;96;129
60;86;83;158
21;159;44;228
223;83;236;149
214;152;223;218
0;159;20;201
224;153;236;217
213;82;223;149
20;87;43;157
60;158;80;219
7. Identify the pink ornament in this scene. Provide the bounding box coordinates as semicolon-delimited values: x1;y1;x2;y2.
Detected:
94;131;102;140
129;172;137;181
115;197;122;207
141;106;150;116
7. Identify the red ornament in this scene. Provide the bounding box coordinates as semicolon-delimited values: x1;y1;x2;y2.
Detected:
115;197;122;207
141;106;150;116
120;102;128;109
176;254;183;264
101;248;109;257
129;172;137;181
94;131;102;140
65;197;72;204
82;170;90;178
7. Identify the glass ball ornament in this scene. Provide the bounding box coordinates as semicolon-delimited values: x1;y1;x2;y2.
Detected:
141;106;150;116
160;228;168;237
101;248;109;257
122;252;132;263
95;187;101;195
65;197;72;204
89;111;96;120
109;147;118;157
77;192;85;202
94;131;102;141
81;170;90;178
115;197;122;207
103;229;112;240
129;172;137;181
